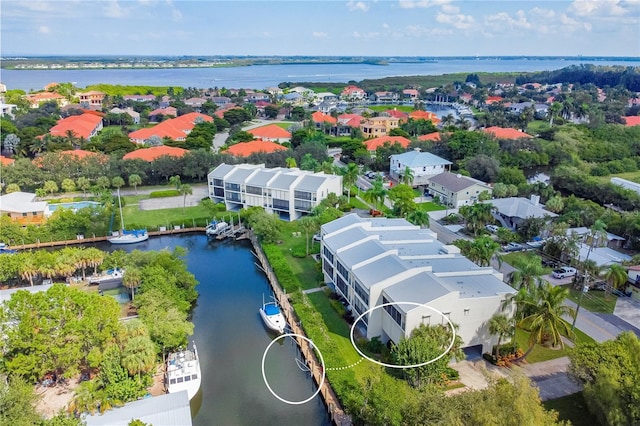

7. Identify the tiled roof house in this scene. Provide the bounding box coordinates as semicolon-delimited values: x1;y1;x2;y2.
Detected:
247;124;291;143
482;126;533;140
48;113;103;140
122;146;188;162
363;136;410;156
223;140;289;157
128;112;212;144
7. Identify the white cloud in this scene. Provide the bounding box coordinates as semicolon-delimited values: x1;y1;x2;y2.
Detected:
570;0;632;16
484;10;532;33
38;25;51;34
346;1;369;12
382;23;389;29
352;31;380;39
436;11;474;29
398;0;451;9
103;0;128;18
312;31;328;38
440;4;459;14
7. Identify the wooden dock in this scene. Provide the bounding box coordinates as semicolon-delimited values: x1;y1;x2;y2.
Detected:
249;233;352;426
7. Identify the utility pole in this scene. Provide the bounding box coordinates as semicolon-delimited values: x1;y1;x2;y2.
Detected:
571;280;590;332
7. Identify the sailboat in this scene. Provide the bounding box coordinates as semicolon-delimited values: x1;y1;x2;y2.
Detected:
108;188;149;244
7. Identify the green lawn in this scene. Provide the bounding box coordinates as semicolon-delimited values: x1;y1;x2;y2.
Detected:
368;105;414;113
417;202;446;212
122;203;216;229
544;392;596;426
515;325;594;364
593;170;640;184
564;285;617;314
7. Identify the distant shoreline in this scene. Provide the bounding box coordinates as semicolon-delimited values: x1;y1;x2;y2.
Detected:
2;55;638;71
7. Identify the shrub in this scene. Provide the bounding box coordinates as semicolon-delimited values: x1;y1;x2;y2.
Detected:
291;246;307;258
149;189;180;198
365;336;386;354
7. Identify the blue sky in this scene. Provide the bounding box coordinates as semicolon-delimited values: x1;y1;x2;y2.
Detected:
1;0;639;57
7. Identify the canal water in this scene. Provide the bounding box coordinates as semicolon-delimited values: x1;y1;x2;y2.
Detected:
98;234;330;426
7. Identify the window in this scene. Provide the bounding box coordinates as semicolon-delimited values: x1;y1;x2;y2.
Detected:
323;246;334;263
354;281;369;303
323;262;334;277
442;312;451;324
464;308;470;316
177;377;184;383
382;296;405;330
336;261;349;282
336;275;348;297
192;374;198;380
246;185;262;195
184;375;191;382
170;379;176;384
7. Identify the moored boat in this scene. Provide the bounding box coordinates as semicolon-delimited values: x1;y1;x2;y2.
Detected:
205;220;231;237
166;343;202;401
259;296;287;334
108;188;149;244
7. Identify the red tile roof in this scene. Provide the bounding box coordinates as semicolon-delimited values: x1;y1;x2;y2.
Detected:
49;113;103;140
341;85;365;95
32;149;108;167
384;109;408;119
364;136;411;151
486;96;504;104
337;113;364;127
624;116;640;127
149;107;177;117
122;146;188;162
311;111;338;124
410;110;442;124
128;113;213;143
0;155;15;166
417;132;442;142
247;124;292;139
483;126;533;139
223;140;288;157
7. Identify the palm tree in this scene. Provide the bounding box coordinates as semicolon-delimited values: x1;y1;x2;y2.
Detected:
84;247;105;276
17;252;38;286
341;163;360;201
442;114;455;127
401;166;414;186
603;264;628;297
121;336;156;378
407;209;429;228
128;174;142;195
518;282;576;360
298;216;319;256
77;177;91;199
363;177;387;210
510;255;546;290
488;313;514;357
178;184;193;213
123;268;142;302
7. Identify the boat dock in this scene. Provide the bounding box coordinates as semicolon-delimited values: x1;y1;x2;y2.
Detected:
249;233;351;426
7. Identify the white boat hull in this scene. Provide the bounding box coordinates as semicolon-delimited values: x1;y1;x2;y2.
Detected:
205;221;231;236
259;303;287;334
108;232;149;244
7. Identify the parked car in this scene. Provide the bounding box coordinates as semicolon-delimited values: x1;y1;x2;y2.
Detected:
313;233;322;242
526;239;545;248
485;224;500;233
364;171;376;179
369;209;383;217
503;242;526;252
541;259;559;269
552;266;578;279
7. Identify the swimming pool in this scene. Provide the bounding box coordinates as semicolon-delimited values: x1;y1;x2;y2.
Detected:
47;201;101;212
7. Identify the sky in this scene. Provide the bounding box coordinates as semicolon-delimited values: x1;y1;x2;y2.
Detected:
1;0;639;57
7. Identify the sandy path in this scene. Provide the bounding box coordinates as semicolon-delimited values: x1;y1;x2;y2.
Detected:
35;378;79;419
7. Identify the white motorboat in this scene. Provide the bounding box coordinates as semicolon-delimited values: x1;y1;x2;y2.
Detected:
205;220;231;237
259;296;287;334
166;343;202;401
108;188;149;244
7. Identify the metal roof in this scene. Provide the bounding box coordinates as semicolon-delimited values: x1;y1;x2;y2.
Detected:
382;272;451;312
353;254;409;290
84;391;192;426
321;213;363;235
324;227;371;252
404;256;487;274
225;167;259;184
486;197;558;219
437;274;514;299
427;172;489;193
269;173;300;190
337;240;387;269
207;163;235;179
0;192;48;213
245;169;278;187
295;175;328;192
390;150;452;167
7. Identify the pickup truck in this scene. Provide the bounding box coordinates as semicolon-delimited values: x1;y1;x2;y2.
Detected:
552;266;578;279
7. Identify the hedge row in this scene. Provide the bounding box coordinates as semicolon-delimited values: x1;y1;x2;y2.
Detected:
149;189;180;198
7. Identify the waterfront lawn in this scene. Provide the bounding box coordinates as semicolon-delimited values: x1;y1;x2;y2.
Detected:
122;204;215;229
368;105;413;113
543;392;595;426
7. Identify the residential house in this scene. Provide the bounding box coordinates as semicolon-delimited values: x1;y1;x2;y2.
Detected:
128;112;212;144
485;96;504;105
266;87;284;97
148;107;178;120
24;92;68;108
311;111;338;128
0;103;17;119
482;126;533;140
507;102;549;118
485;195;557;231
209;96;232;108
360;116;401;139
247;124;291;143
223;140;288;157
245;92;271;103
426;172;492;207
567;227;626;250
409;110;441;125
402;89;419;101
390;149;452;187
207;163;342;221
417;132;442;143
78;91;106;110
0;192;48;225
283;93;304;105
383;109;409;120
122;146;188;162
288;86;315;99
48;113;103;140
123;94;155;103
363;136;410;157
110;107;140;124
314;92;339;104
372;91;399;104
320;214;515;355
184;97;207;109
341;85;366;102
627;266;640;301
